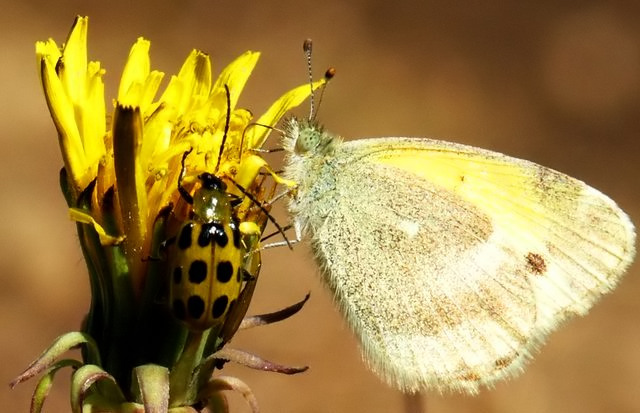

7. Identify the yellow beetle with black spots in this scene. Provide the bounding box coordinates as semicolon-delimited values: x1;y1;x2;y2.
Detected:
168;165;246;331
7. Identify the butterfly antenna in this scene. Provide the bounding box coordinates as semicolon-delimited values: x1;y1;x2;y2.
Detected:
303;39;335;122
303;39;316;122
214;84;232;174
316;67;336;115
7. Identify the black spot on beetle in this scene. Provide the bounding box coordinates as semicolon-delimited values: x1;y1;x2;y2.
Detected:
189;260;208;284
198;222;227;247
178;223;194;250
198;223;215;247
232;223;241;248
213;223;228;247
211;295;229;318
187;295;205;319
217;261;234;283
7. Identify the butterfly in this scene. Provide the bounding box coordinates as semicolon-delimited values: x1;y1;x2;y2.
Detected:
279;114;635;394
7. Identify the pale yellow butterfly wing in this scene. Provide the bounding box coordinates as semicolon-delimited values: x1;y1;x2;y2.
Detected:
286;136;635;394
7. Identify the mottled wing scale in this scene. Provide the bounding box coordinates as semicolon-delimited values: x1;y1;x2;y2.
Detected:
289;137;635;393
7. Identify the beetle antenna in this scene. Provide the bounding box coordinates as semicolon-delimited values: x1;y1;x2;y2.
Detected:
214;84;232;174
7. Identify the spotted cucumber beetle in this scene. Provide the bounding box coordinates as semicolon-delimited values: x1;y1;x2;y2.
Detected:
165;82;294;331
166;152;249;331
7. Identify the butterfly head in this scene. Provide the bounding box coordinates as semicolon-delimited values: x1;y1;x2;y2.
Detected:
284;117;338;157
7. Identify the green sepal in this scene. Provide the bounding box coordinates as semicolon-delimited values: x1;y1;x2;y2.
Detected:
73;179;113;362
76;221;112;363
80;396;146;413
205;392;229;413
199;376;258;413
131;364;169;411
71;364;126;413
11;332;101;388
30;359;82;413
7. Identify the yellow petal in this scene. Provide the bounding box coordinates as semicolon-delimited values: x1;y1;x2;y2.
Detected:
35;39;61;71
177;50;212;102
39;56;88;189
83;61;106;169
138;70;165;114
171;50;213;128
157;75;184;112
69;208;125;246
139;103;174;168
211;51;260;111
156;50;211;116
118;38;151;106
60;16;88;107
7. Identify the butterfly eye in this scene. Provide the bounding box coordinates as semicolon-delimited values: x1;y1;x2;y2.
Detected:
294;123;335;156
294;128;318;154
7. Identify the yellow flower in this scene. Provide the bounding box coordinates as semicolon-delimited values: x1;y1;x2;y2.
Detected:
36;15;326;292
19;15;326;412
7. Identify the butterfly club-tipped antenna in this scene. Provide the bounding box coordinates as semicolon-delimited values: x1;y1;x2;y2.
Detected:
302;39;335;122
303;39;316;121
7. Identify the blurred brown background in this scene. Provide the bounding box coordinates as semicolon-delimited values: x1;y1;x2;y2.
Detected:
2;1;639;412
